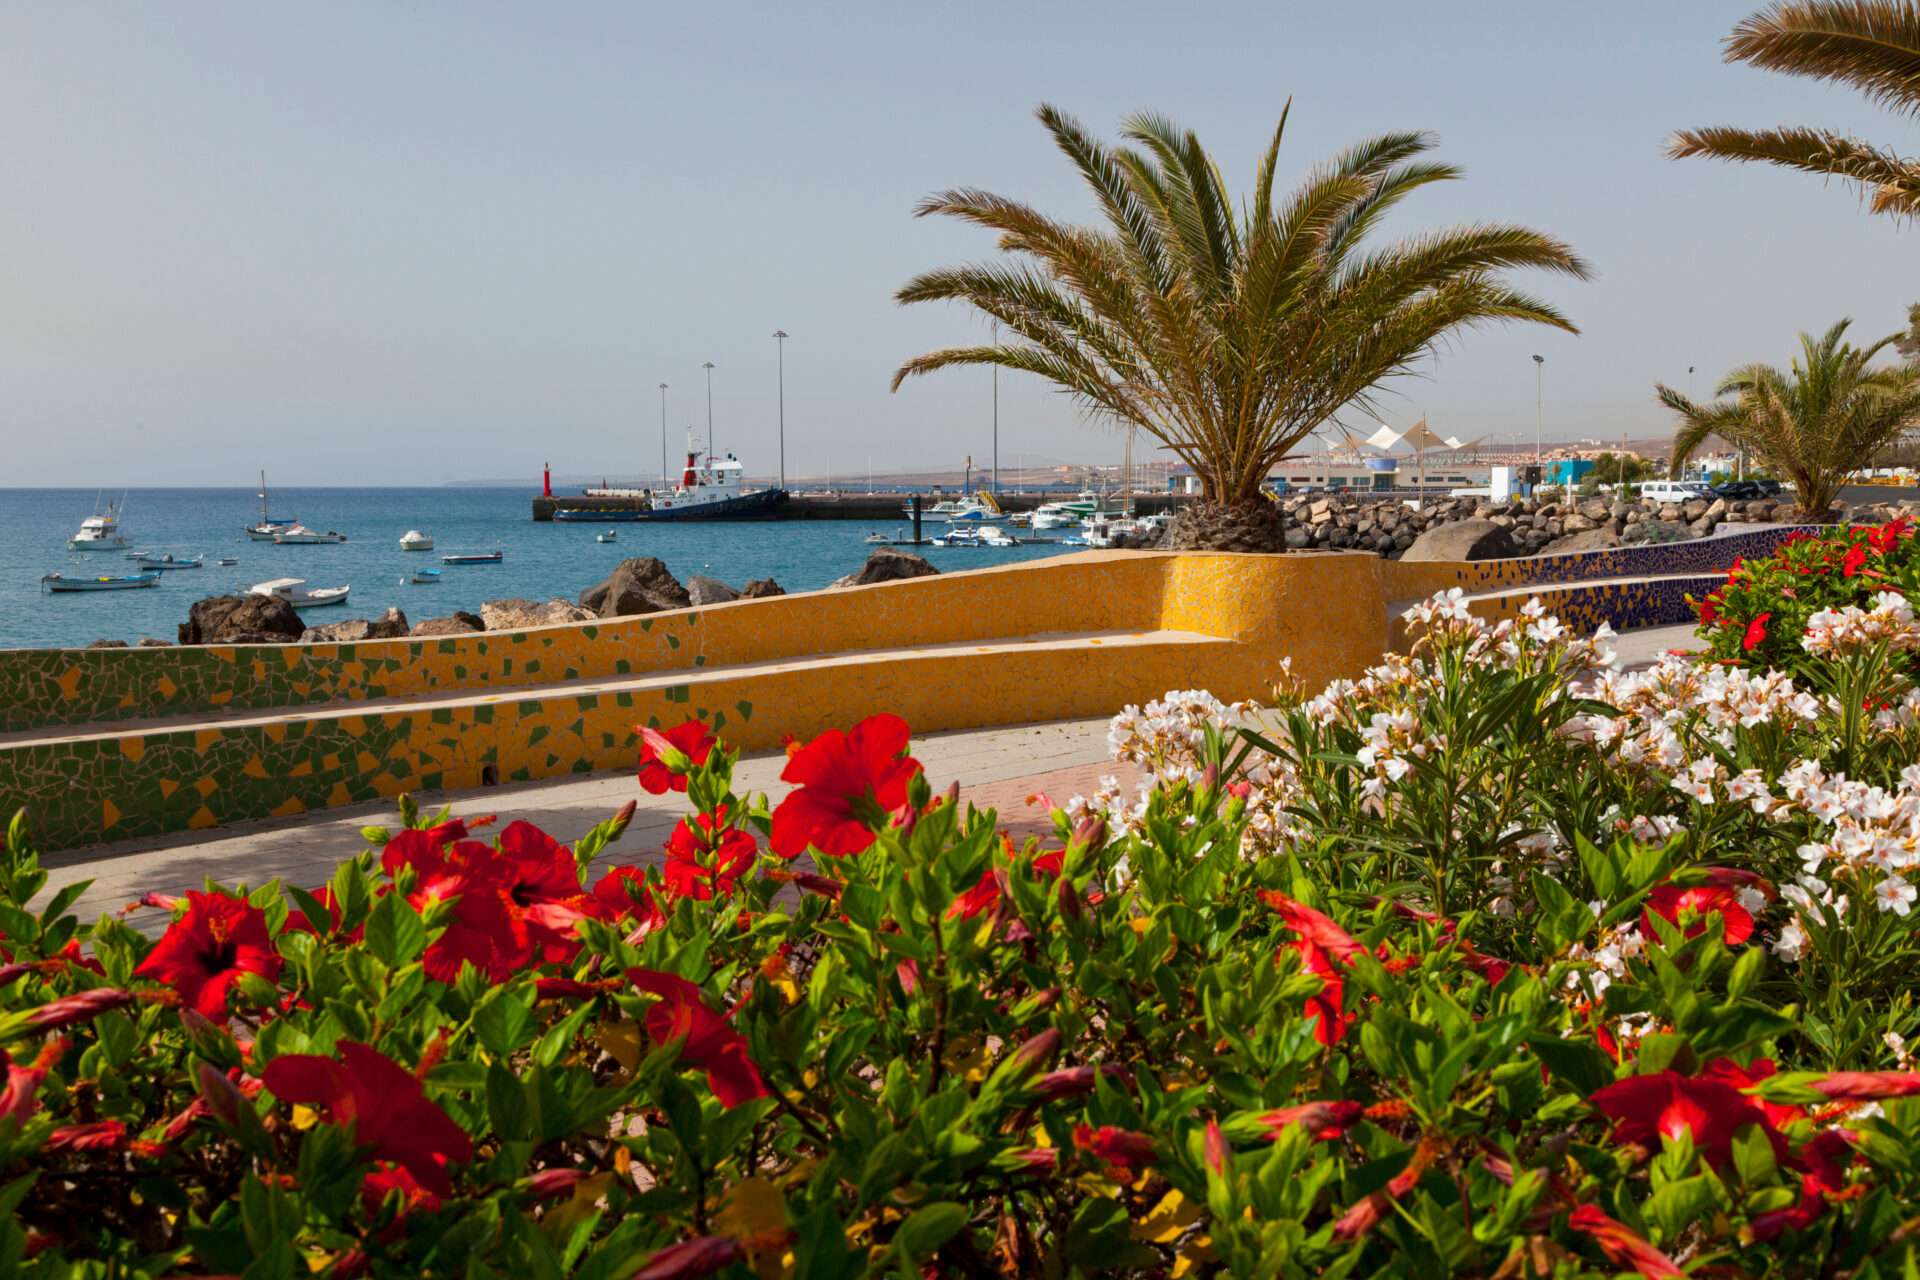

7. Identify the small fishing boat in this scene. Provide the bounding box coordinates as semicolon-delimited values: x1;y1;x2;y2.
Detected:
216;557;238;566
249;578;350;608
596;531;617;543
929;529;987;548
273;525;348;545
410;569;443;584
976;526;1020;547
68;499;133;551
865;531;892;544
42;572;159;592
398;529;434;551
442;551;504;564
134;553;204;570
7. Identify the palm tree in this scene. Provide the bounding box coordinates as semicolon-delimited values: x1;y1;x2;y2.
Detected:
1670;2;1920;218
1657;319;1920;515
890;105;1592;549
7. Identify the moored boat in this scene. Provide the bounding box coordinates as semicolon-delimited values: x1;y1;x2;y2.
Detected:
248;578;350;608
273;525;347;545
42;572;159;592
216;557;238;566
596;531;617;543
398;530;434;551
68;500;132;551
410;569;443;584
245;472;297;540
134;553;204;570
442;551;504;564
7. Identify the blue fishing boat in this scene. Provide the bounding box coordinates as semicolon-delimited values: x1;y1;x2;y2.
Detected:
42;572;160;593
410;569;443;584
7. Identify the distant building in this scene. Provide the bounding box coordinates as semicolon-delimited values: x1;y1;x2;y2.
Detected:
1547;459;1595;486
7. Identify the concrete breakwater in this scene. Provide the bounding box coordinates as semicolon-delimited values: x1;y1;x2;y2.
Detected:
530;492;1197;521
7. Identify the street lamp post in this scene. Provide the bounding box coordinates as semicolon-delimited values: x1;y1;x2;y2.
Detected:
657;383;668;489
702;362;715;449
772;331;788;491
1532;355;1544;480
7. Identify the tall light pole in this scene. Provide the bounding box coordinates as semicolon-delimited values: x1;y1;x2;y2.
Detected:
991;321;999;498
657;383;668;489
1532;354;1544;477
701;362;715;450
772;330;788;491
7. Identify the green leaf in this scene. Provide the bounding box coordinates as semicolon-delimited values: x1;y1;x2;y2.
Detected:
475;992;538;1057
364;891;425;969
1528;1034;1614;1098
1731;1121;1778;1187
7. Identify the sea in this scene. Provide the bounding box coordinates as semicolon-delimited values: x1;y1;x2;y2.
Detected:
0;488;1078;651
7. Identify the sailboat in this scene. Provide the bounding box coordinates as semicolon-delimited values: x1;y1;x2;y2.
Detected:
244;471;298;541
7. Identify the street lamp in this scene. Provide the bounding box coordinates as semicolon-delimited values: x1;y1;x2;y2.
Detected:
702;362;715;449
772;331;788;491
1532;354;1544;473
657;383;668;489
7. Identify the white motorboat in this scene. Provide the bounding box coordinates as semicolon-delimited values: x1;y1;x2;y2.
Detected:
42;571;159;592
398;529;434;551
273;525;348;545
976;525;1020;547
596;531;617;543
1029;503;1082;529
929;528;987;547
68;500;132;551
249;577;350;608
216;557;238;566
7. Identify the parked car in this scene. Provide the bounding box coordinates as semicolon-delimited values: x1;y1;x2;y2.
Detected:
1638;480;1715;504
1708;479;1762;500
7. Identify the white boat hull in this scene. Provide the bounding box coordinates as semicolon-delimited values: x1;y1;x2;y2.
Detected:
68;536;132;551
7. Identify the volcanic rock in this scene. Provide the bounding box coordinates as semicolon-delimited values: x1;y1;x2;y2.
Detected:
740;578;786;599
410;611;485;637
178;593;306;646
136;637;173;647
686;575;740;606
1399;519;1517;562
580;558;692;618
84;639;129;649
1539;528;1620;555
831;547;940;588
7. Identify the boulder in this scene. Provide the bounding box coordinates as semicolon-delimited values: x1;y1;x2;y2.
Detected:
1399;519;1517;562
366;607;410;639
178;593;305;646
1637;519;1692;543
582;557;692;619
1539;528;1620;555
1284;527;1313;550
1577;499;1611;521
84;639;129;649
480;598;593;631
740;578;786;599
411;612;485;637
831;546;941;588
686;575;740;606
1560;513;1598;533
136;637;173;647
1688;515;1718;538
301;618;375;644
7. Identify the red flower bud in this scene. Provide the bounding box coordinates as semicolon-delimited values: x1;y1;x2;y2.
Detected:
1056;877;1084;924
534;978;599;1002
0;964;29;987
1204;1119;1230;1176
525;1167;589;1200
1811;1071;1920;1102
1003;1028;1061;1079
609;800;638;837
1006;1146;1059;1173
1069;816;1107;854
1031;1063;1129;1102
197;1062;246;1128
24;988;133;1031
44;1119;127;1152
634;1236;746;1280
135;891;183;911
1255;1100;1365;1142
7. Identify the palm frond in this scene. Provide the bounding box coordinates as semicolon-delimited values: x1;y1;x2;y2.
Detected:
1667;125;1920;214
1725;1;1920;117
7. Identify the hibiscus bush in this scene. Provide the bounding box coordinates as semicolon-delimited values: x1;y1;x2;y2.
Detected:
14;595;1920;1276
1691;519;1920;675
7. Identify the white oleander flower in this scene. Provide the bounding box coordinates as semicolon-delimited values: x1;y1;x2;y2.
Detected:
1876;874;1917;916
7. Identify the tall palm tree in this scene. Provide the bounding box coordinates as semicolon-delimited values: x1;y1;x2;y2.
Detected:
890;105;1592;549
1658;319;1920;514
1670;2;1920;218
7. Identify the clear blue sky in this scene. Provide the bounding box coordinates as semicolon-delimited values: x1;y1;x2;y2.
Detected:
1;2;1913;486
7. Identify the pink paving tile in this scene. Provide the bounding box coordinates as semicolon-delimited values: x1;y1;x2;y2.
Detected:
959;760;1142;842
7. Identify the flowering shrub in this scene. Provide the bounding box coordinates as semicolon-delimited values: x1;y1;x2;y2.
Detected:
1692;519;1920;675
12;595;1920;1274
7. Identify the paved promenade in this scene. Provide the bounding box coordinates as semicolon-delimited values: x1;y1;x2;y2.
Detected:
29;620;1700;935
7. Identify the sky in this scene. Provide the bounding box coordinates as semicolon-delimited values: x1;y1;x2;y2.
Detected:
0;1;1916;486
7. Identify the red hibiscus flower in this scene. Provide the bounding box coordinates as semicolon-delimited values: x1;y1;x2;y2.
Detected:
284;886;363;942
636;721;717;795
1260;893;1366;1046
1872;519;1909;553
133;891;282;1017
1843;542;1868;577
385;834;530;982
0;1038;64;1126
950;845;1065;921
1590;1069;1786;1169
661;810;759;900
769;714;923;858
1642;883;1753;945
262;1040;474;1196
1074;1124;1157;1179
1700;1057;1804;1129
1697;590;1721;626
361;1164;441;1220
497;821;590;963
627;969;768;1108
1567;1205;1684;1278
588;865;665;932
1743;613;1771;652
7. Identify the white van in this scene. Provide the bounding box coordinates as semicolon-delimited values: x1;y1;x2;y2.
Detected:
1638;480;1713;503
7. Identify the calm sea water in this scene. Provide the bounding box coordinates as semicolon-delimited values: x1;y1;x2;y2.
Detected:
0;488;1074;651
